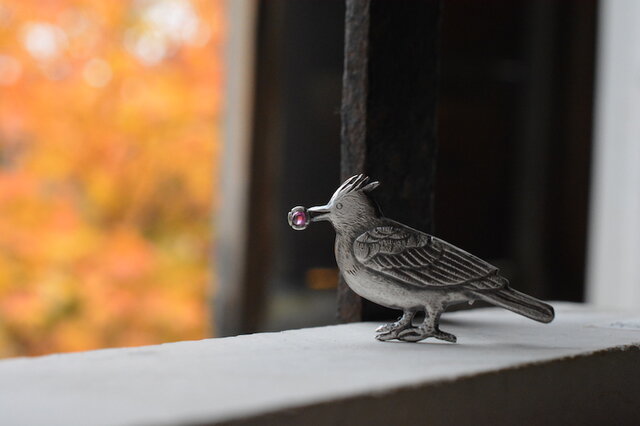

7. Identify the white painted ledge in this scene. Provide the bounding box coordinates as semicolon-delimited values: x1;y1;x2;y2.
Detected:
1;303;640;426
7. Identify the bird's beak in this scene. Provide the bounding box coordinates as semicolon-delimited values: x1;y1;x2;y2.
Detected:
308;205;331;222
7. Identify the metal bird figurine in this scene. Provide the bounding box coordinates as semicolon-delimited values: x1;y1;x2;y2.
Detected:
288;174;554;343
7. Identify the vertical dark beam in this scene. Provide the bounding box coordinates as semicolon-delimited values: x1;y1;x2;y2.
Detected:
340;0;441;322
339;0;369;323
512;1;558;298
547;0;596;301
240;1;285;332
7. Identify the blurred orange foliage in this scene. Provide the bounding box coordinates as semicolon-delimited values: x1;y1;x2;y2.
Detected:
0;0;223;357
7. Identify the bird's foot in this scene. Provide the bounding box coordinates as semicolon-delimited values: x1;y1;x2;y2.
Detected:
396;327;457;343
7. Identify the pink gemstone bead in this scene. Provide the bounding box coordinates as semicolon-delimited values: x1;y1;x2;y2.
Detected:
292;210;307;227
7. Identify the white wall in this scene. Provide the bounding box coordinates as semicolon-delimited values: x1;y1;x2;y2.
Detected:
587;0;640;308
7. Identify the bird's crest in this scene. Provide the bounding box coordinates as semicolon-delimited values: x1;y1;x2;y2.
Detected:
332;174;380;200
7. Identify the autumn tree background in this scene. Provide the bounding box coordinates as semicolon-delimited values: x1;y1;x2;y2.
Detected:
0;0;223;357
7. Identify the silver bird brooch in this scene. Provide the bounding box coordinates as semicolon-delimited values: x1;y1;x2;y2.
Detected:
288;174;554;343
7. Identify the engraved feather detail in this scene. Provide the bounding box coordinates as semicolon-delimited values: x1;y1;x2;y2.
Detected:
354;224;505;290
354;226;430;261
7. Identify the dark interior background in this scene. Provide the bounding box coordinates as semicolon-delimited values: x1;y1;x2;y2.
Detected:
250;0;597;331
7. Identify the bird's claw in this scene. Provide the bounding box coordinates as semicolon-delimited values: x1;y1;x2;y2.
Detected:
375;324;391;333
395;327;457;343
433;331;457;343
375;323;400;334
375;319;412;334
375;332;395;341
396;328;425;342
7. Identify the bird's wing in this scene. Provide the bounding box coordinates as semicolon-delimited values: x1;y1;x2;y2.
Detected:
353;224;505;291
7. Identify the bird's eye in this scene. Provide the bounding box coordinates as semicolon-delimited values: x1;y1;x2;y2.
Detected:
336;202;343;210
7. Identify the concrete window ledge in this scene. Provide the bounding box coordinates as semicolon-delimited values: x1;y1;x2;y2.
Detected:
1;303;639;426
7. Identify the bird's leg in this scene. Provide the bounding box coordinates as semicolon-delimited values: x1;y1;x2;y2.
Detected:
375;311;415;341
397;307;457;343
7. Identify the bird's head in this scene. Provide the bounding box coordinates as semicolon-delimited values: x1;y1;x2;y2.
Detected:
288;174;381;233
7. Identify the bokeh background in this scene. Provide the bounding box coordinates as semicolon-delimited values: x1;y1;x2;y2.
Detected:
1;0;631;359
0;0;224;357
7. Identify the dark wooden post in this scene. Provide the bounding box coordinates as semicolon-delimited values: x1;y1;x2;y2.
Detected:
340;0;441;322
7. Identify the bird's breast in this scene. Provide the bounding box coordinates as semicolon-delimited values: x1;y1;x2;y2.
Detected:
334;236;414;309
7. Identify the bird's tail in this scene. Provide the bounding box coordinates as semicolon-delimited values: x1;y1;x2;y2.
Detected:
477;287;555;323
